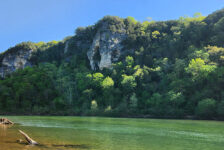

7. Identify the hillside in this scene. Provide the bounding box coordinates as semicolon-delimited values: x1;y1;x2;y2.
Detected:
0;9;224;119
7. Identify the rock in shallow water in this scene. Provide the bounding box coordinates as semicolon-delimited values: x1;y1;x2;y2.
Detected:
0;118;14;125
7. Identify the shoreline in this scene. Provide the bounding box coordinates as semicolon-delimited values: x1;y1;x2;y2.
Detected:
1;113;223;121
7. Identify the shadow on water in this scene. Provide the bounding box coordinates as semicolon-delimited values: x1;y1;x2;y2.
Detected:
52;144;90;149
0;124;13;137
5;140;90;149
6;141;49;148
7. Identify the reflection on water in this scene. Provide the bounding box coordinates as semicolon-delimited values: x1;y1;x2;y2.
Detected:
0;124;10;134
0;124;12;137
0;116;224;150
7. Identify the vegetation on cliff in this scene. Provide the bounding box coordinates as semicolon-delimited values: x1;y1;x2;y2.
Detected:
0;9;224;119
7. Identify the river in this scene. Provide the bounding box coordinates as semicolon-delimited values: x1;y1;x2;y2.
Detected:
0;116;224;150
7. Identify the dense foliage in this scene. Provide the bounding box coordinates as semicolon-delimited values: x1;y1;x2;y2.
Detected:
1;9;224;119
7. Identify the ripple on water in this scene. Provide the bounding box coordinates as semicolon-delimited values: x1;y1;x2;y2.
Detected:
14;118;224;143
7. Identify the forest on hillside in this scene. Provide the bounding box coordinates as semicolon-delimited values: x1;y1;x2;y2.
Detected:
0;9;224;120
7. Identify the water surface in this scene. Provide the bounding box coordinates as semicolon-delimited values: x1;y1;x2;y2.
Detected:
0;116;224;150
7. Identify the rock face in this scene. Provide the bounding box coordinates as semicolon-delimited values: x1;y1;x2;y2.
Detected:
64;41;69;54
87;25;127;70
0;49;33;77
0;20;129;76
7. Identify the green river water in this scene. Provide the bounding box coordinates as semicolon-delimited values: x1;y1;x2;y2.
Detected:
0;116;224;150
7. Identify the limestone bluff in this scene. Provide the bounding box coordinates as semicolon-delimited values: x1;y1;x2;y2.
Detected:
87;21;128;70
0;45;33;77
0;16;131;77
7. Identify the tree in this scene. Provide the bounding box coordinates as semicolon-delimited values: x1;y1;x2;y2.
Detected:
101;77;114;89
53;97;66;110
121;74;137;93
196;98;216;119
76;72;91;91
186;58;216;80
126;16;138;24
152;30;160;39
92;73;104;88
125;56;134;67
91;100;98;110
217;101;224;119
101;77;115;107
207;46;224;65
129;93;138;111
212;17;224;46
125;56;135;74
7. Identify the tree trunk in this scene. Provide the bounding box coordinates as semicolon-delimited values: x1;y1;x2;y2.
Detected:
19;130;38;145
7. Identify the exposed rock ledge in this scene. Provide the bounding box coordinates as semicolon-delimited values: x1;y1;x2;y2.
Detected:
0;49;33;77
87;27;127;70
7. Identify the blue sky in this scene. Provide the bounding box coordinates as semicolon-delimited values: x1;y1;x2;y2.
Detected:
0;0;223;52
